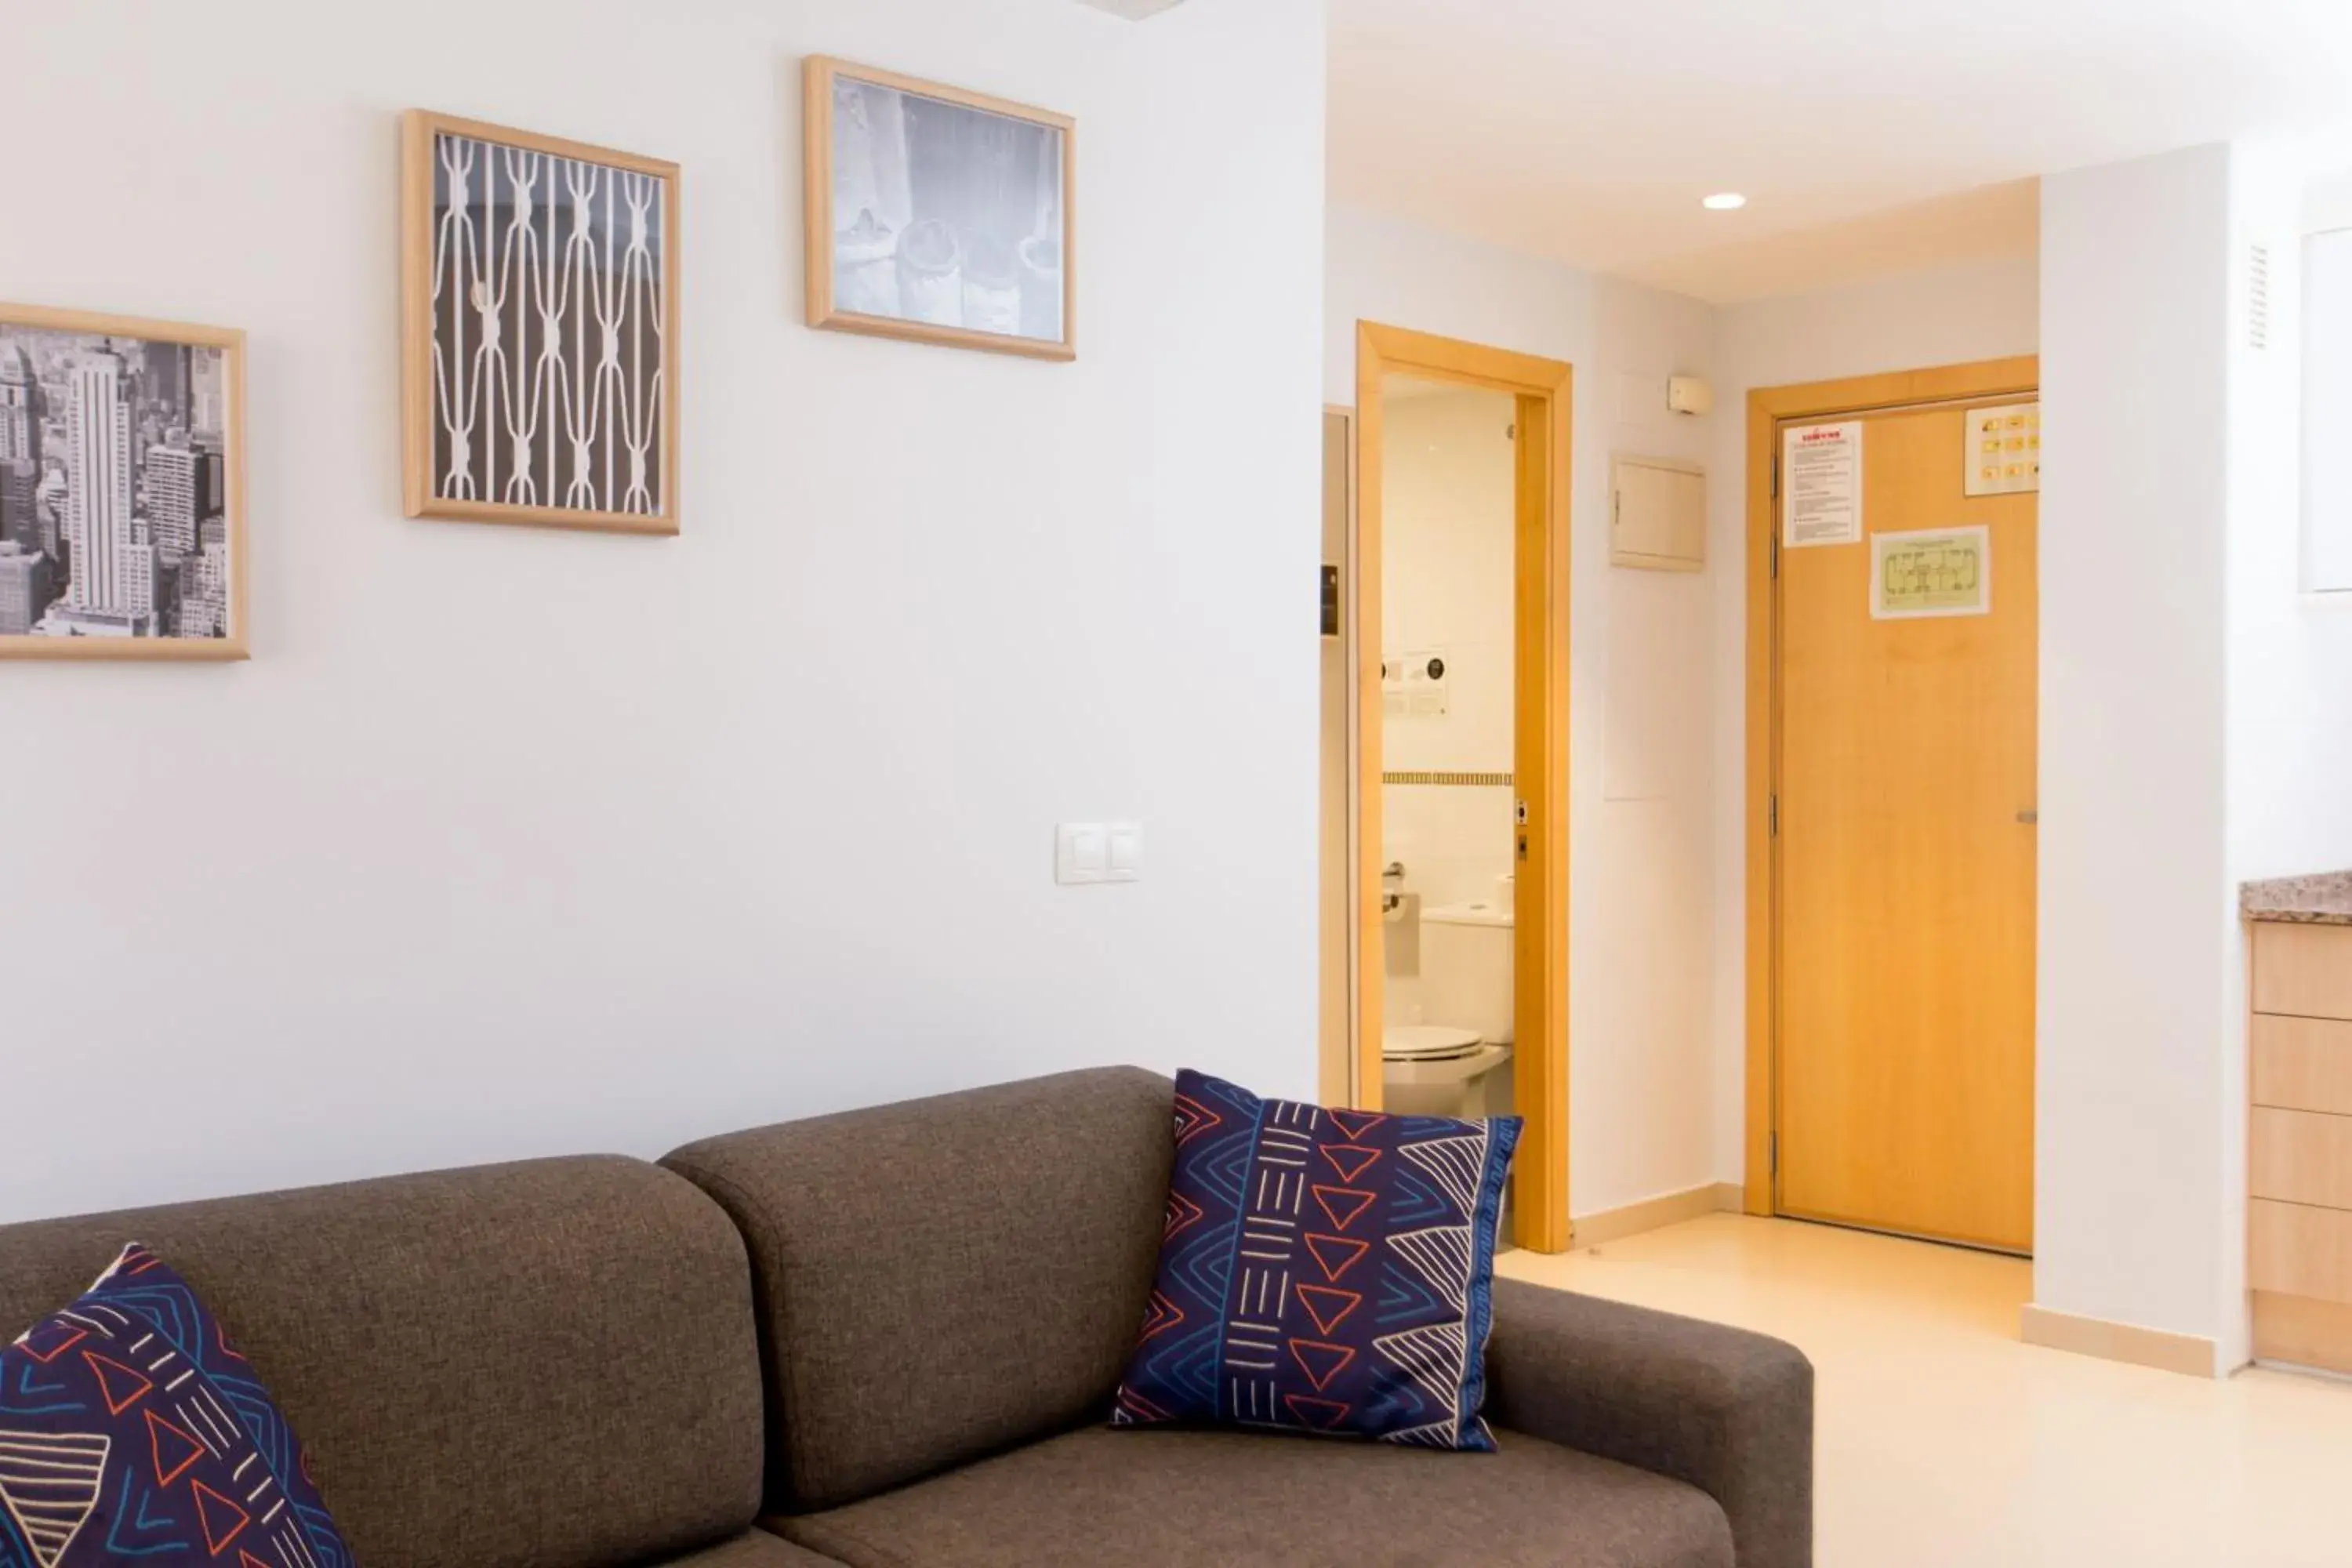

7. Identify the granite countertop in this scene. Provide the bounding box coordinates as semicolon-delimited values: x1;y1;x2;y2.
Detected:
2242;870;2352;926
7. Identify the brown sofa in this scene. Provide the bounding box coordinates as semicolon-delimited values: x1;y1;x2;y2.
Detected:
0;1067;1812;1567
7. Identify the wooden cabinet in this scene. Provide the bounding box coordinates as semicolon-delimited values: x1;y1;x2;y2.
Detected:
2253;922;2352;1019
2250;921;2352;1373
2252;1014;2352;1118
2250;1108;2352;1210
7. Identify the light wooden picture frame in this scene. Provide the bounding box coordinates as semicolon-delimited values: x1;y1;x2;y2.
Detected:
401;111;681;535
804;56;1076;361
0;302;249;662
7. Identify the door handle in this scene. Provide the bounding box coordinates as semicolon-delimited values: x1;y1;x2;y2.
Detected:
2016;810;2038;826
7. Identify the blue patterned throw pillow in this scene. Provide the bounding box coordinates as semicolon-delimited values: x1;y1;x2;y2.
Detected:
1113;1069;1522;1450
0;1243;353;1568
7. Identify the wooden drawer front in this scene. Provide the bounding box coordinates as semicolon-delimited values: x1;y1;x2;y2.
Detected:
2250;1199;2352;1304
2252;922;2352;1020
2251;1108;2352;1209
2252;1290;2352;1374
2252;1014;2352;1115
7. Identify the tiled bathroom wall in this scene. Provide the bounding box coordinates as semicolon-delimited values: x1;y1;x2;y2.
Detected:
1380;380;1519;911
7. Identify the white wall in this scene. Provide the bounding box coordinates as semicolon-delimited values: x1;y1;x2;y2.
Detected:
2303;230;2352;592
0;0;1328;1223
1704;256;2042;1181
2264;223;2352;880
2033;140;2352;1366
2037;146;2238;1352
2221;140;2345;1361
1327;205;1719;1219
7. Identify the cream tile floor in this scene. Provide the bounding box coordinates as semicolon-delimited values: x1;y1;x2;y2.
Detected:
1498;1214;2352;1567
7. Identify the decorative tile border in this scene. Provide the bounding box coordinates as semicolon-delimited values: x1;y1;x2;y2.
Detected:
1381;770;1515;788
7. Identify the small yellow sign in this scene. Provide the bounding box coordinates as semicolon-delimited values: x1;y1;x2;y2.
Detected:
1873;526;1990;619
1964;402;2040;495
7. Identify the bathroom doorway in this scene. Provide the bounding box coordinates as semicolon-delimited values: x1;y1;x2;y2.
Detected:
1341;322;1570;1254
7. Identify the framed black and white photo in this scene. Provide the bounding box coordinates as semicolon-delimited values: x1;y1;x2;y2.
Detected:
401;111;681;535
805;58;1075;361
0;303;248;661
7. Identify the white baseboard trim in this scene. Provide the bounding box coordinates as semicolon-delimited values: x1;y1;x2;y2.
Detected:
1570;1181;1746;1250
2019;1302;2219;1379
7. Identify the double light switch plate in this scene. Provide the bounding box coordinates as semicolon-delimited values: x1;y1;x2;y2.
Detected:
1057;822;1143;884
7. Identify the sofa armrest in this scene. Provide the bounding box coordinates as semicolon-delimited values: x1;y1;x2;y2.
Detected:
1485;1278;1813;1568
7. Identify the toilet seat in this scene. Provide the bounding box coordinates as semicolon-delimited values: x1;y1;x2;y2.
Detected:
1382;1023;1486;1062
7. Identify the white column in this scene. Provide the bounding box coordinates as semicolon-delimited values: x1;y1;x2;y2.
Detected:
2036;144;2235;1364
2037;140;2310;1370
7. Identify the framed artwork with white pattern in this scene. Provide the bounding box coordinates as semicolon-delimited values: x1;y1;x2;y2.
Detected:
401;111;680;535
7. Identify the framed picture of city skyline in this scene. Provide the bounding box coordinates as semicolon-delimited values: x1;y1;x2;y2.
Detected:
401;111;681;535
0;303;248;661
805;57;1076;360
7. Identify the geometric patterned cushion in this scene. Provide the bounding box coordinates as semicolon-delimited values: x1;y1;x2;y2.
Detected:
1111;1069;1522;1451
0;1244;353;1568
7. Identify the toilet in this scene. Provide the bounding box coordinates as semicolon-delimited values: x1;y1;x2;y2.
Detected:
1382;896;1515;1119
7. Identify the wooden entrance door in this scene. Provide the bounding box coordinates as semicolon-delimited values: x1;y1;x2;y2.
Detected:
1773;393;2039;1254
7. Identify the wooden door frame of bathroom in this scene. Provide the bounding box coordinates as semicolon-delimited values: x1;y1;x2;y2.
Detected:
1321;402;1359;1112
1353;321;1572;1254
1740;354;2041;1218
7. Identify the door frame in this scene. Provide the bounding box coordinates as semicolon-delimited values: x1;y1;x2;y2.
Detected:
1355;320;1572;1254
1319;404;1360;1110
1741;354;2041;1216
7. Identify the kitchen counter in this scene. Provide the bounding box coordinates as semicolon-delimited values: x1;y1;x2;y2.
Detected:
2244;870;2352;927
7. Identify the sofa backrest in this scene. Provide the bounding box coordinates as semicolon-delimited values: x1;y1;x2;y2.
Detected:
0;1155;764;1568
662;1065;1174;1513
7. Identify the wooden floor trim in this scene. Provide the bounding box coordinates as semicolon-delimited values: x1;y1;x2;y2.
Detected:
1570;1182;1746;1250
2019;1302;2219;1379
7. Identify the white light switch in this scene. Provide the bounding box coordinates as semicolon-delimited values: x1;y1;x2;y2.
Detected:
1106;823;1143;880
1058;823;1105;884
1058;822;1142;884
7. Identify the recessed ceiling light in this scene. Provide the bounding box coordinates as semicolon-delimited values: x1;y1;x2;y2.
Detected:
1702;192;1748;212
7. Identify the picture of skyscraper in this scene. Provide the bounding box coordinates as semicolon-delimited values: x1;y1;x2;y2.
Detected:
148;441;220;558
0;310;239;652
0;457;38;557
64;349;140;625
0;339;40;466
0;541;56;635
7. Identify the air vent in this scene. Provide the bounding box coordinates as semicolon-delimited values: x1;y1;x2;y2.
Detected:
1076;0;1188;16
2249;244;2271;350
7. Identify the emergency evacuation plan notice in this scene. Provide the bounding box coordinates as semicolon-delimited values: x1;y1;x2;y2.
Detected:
1784;420;1863;547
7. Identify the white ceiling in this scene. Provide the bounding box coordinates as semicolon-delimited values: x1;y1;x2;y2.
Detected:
1330;0;2352;303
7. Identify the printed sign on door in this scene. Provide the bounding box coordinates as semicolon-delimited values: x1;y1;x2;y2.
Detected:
1784;421;1864;547
1872;526;1991;619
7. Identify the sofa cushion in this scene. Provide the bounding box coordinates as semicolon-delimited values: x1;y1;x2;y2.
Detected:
0;1156;764;1568
665;1530;847;1566
0;1242;354;1568
1113;1069;1521;1449
662;1067;1174;1512
770;1425;1733;1568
